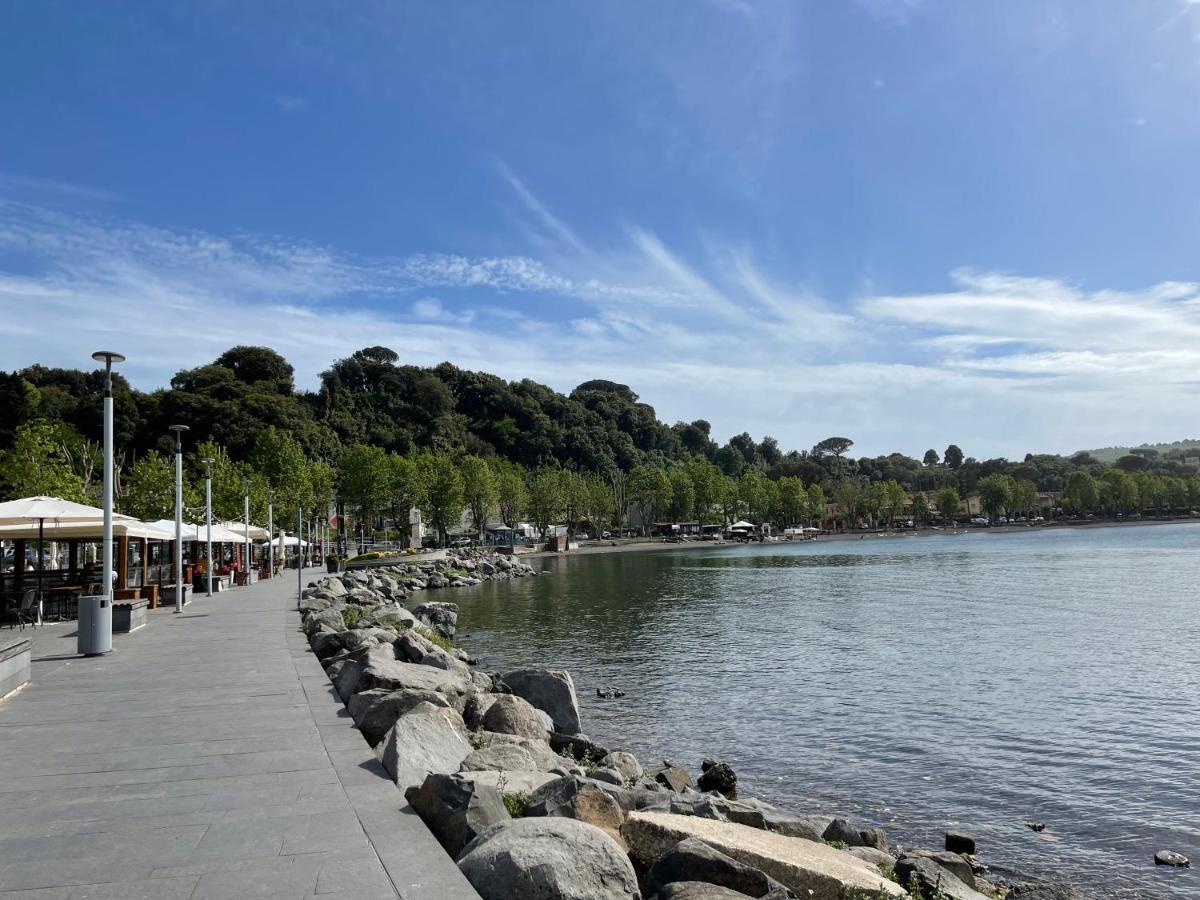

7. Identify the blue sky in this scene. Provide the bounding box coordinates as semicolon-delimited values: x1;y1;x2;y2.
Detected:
2;1;1200;458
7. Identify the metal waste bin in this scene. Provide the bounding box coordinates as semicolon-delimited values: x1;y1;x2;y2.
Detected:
77;595;113;656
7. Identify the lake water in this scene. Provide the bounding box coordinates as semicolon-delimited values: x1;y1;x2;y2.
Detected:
452;524;1200;899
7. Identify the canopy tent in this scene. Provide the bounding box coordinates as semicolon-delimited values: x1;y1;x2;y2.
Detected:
0;518;174;541
0;496;136;527
729;520;756;530
144;520;246;544
216;521;271;541
258;534;308;547
0;497;143;624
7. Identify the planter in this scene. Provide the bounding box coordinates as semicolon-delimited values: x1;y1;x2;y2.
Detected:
113;599;149;633
0;636;31;700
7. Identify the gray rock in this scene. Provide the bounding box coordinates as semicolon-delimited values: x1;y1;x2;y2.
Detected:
377;701;472;791
647;837;789;898
1155;850;1190;867
945;830;976;855
656;764;694;793
697;760;738;798
822;818;865;847
463;692;502;730
656;883;760;899
349;687;451;747
323;577;348;597
502;669;582;735
405;772;510;859
525;775;626;846
333;660;363;703
354;643;472;700
412;601;459;638
481;694;548;740
458;817;639;899
310;630;345;659
858;827;888;852
900;850;975;887
846;846;897;872
304;608;345;636
461;740;556;773
601;751;643;783
549;731;609;762
894;856;988;900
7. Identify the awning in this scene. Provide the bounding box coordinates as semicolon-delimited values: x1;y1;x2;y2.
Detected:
0;496;136;527
216;521;271;541
0;518;174;541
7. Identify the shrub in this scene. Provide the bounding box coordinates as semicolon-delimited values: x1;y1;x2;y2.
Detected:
416;624;453;652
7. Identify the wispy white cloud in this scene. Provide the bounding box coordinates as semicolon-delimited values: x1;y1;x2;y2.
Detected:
1;194;1197;458
493;160;589;255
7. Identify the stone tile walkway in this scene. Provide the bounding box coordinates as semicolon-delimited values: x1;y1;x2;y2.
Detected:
0;570;478;900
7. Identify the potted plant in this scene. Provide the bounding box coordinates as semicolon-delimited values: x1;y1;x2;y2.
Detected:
325;554;342;574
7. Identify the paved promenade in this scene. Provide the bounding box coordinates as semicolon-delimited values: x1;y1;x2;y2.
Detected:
0;571;479;899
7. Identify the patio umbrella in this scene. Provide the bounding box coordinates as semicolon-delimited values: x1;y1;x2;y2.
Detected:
0;497;136;625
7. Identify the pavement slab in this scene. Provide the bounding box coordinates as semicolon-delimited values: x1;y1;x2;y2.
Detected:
0;568;479;899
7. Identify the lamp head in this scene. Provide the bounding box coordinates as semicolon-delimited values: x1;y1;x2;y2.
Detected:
91;350;126;365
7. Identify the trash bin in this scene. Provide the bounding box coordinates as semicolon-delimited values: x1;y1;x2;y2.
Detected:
77;595;113;656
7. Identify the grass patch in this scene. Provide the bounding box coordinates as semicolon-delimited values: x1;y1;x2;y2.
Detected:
502;792;529;818
341;606;363;629
558;743;602;775
469;731;493;750
416;624;454;652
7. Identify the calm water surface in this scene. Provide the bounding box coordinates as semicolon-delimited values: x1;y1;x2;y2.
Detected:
453;524;1200;899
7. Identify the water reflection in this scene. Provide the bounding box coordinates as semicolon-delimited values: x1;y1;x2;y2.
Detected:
454;525;1200;899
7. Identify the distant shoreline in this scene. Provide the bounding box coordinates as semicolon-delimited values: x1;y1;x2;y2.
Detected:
521;515;1200;559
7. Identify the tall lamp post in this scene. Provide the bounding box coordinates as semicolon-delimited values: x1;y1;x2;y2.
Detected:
267;490;274;580
85;350;124;656
242;478;252;583
168;425;189;613
202;457;214;597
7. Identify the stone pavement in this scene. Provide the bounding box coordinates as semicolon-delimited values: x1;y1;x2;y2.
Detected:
0;570;479;900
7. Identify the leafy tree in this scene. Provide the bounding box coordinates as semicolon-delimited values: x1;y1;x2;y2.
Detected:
944;444;964;469
776;476;807;525
688;458;724;525
416;454;464;546
121;452;176;520
495;460;527;528
338;444;390;532
1009;479;1038;518
739;470;773;523
923;448;940;467
976;473;1012;520
627;464;671;535
937;486;961;524
581;474;615;537
0;420;86;501
384;453;422;544
910;491;930;525
880;480;908;526
667;468;695;522
459;455;498;539
836;481;862;529
1063;471;1099;514
806;483;827;527
527;468;564;537
813;437;854;477
251;426;308;517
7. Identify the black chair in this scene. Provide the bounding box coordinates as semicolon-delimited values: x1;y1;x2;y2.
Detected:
4;587;39;630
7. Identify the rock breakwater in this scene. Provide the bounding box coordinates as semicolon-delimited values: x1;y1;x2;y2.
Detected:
299;550;1091;900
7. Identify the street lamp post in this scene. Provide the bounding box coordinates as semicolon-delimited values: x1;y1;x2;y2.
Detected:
88;350;124;655
296;505;303;608
169;424;189;613
202;457;214;597
267;491;274;580
242;479;251;584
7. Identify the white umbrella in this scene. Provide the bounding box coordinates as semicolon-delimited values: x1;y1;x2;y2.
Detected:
730;520;756;529
0;496;135;625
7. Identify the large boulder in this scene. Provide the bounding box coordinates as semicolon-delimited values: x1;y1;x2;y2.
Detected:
412;601;459;638
898;850;975;887
601;751;643;783
894;856;989;900
656;764;694;794
378;701;472;791
647;837;790;898
623;811;905;900
821;818;865;848
457;769;561;797
348;687;451;747
1007;883;1088;900
461;739;562;773
501;669;582;735
353;642;471;702
464;692;503;729
304;607;345;636
525;775;626;847
697;760;738;799
405;773;511;858
481;694;549;740
457;818;640;900
656;884;779;899
333;660;364;703
846;846;897;873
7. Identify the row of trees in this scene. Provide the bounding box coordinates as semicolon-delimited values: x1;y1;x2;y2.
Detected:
1060;469;1200;517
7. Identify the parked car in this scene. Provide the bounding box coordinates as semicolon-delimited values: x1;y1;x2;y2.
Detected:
970;517;990;526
